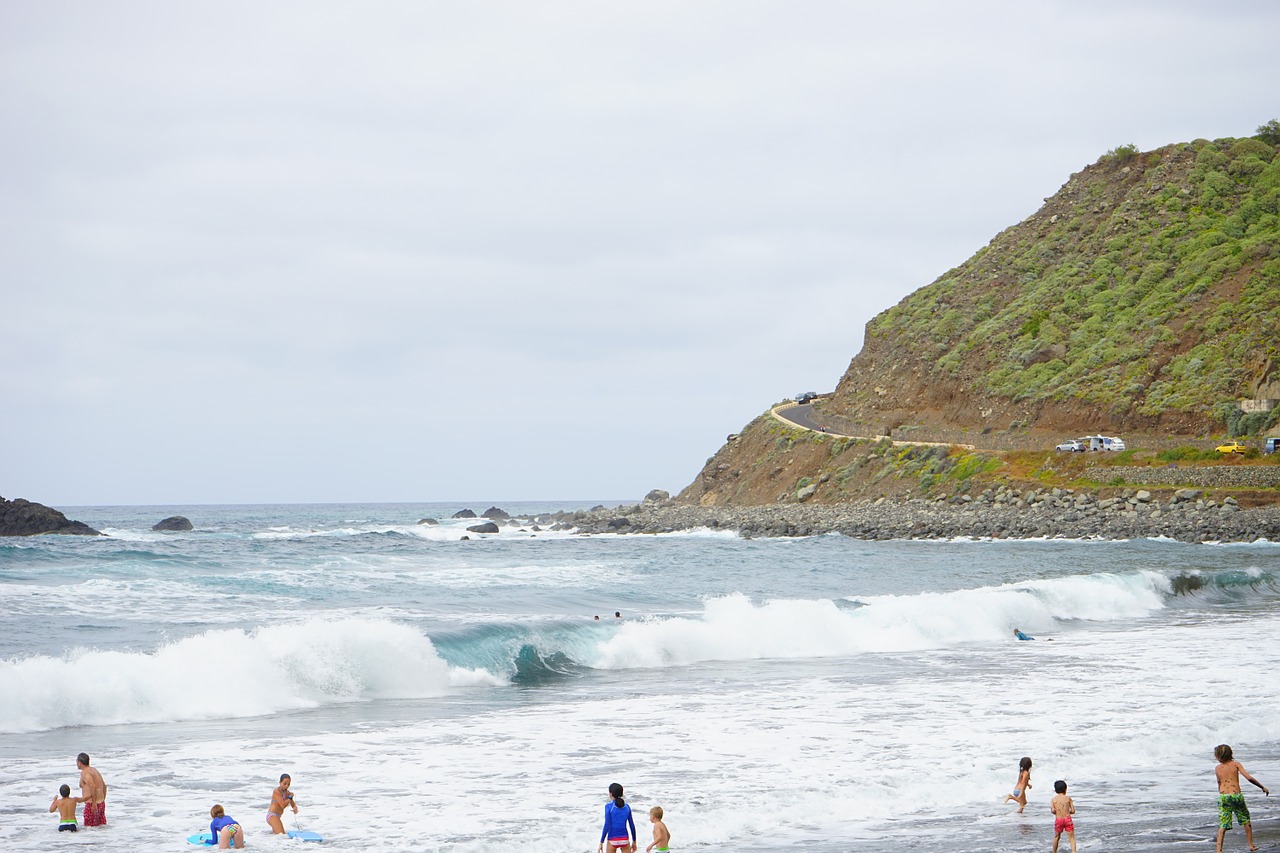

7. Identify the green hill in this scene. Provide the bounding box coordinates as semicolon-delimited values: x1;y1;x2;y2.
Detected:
824;125;1280;440
676;123;1280;508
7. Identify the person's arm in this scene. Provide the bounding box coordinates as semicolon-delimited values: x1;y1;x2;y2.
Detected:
49;797;57;813
1069;797;1076;814
600;804;609;848
1240;765;1270;795
628;809;638;851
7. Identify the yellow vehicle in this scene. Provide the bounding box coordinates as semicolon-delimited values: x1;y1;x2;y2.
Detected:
1216;441;1248;454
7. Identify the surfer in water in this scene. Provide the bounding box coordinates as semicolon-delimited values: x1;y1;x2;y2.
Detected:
1013;628;1035;641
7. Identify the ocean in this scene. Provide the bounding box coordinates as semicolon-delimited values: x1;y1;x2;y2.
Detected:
1;501;1278;852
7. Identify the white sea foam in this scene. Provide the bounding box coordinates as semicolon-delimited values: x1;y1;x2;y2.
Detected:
0;618;499;734
590;571;1172;668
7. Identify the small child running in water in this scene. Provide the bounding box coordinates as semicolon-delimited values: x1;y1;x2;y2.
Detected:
646;806;670;853
1003;756;1033;813
49;784;78;832
1050;780;1077;853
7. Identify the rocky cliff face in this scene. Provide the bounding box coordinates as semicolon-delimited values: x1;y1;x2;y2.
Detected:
0;497;100;536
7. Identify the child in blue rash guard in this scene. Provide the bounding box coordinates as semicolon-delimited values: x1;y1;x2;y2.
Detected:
209;804;245;849
598;782;637;852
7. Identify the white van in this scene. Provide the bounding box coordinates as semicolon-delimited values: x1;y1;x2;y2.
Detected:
1083;435;1125;452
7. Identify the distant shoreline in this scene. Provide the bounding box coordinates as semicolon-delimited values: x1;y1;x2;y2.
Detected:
543;487;1280;543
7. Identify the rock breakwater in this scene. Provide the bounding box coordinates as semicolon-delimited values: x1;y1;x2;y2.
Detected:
527;485;1280;543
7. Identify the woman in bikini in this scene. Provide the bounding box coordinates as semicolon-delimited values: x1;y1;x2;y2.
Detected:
266;773;299;834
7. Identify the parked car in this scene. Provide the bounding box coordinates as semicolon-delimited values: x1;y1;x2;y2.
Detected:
1216;441;1248;454
793;391;818;404
1055;439;1086;452
1083;435;1126;452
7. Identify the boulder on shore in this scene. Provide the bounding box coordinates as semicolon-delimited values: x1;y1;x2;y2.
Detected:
152;516;193;531
0;497;100;537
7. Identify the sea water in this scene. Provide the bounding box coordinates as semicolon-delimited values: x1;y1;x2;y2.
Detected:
1;502;1279;852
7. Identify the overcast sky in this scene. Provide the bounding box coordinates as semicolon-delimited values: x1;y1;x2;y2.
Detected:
2;1;1277;507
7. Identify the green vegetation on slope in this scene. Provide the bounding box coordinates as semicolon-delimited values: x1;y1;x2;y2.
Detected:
866;127;1280;424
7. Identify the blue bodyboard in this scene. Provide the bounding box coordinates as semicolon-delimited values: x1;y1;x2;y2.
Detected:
288;829;324;842
186;833;214;845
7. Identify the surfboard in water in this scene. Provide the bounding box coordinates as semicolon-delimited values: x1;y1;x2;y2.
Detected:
188;829;322;843
288;829;324;842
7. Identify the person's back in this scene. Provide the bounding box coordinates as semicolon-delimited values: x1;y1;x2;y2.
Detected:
1216;759;1243;794
49;784;77;832
647;806;670;853
1213;744;1268;853
598;783;636;852
1050;780;1077;853
603;800;633;842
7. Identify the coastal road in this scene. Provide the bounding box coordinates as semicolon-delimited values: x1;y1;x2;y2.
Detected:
777;403;828;432
772;401;975;450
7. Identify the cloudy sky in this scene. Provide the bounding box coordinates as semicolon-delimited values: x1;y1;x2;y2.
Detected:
2;1;1277;506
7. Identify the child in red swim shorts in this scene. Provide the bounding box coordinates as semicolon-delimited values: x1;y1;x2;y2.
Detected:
1050;780;1076;853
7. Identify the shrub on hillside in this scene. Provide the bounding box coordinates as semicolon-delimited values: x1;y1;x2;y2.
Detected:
1104;143;1140;162
1257;119;1280;146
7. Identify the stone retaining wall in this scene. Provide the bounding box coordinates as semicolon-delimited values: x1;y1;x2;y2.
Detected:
1083;465;1280;489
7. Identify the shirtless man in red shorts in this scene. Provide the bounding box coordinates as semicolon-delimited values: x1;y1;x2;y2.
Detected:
76;753;108;827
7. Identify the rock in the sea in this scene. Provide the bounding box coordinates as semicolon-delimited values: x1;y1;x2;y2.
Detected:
152;516;193;531
452;509;477;519
417;518;439;525
482;506;511;519
0;497;100;537
466;521;500;534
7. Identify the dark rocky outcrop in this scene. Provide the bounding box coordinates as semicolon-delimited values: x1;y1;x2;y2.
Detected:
417;518;439;525
643;489;670;504
452;509;477;519
0;497;100;537
152;516;193;531
466;521;500;534
481;506;511;519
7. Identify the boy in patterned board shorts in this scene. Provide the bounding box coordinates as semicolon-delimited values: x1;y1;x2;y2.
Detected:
1215;744;1269;853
